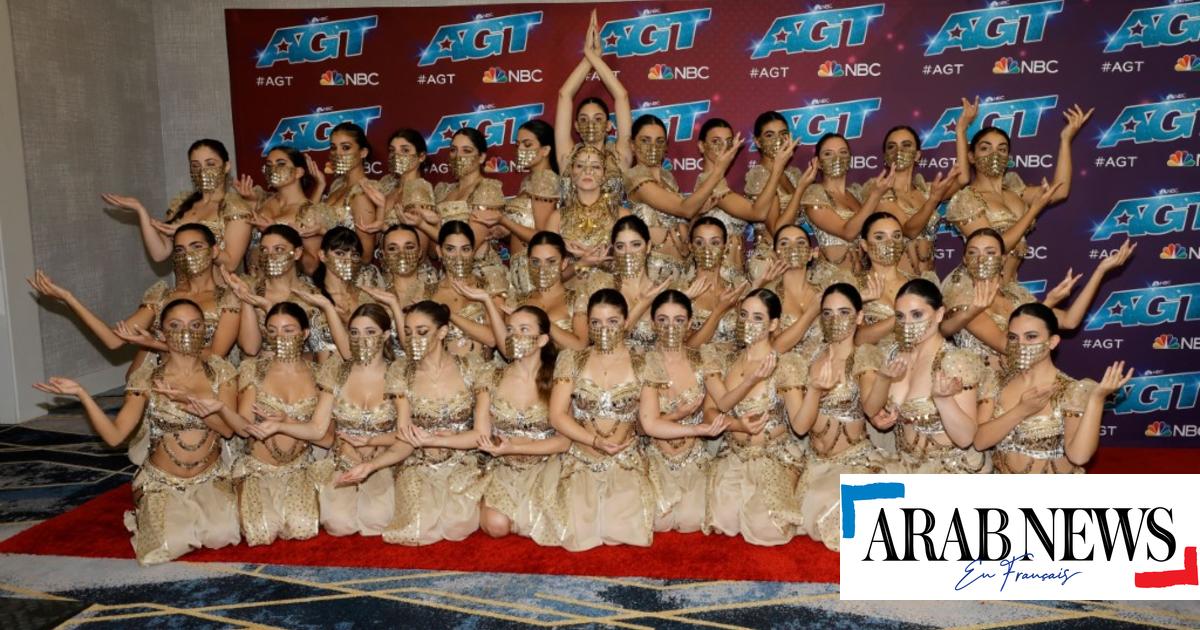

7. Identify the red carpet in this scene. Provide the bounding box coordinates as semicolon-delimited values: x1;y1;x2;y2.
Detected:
3;448;1194;582
0;483;839;583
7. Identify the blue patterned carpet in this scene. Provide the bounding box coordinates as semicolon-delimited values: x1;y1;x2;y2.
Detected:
1;405;1198;629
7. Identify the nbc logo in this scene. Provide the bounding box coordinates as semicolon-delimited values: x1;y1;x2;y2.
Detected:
818;61;844;77
481;67;543;84
993;57;1020;74
484;156;512;174
482;67;507;83
648;64;674;80
1145;421;1172;437
319;70;380;87
1153;334;1181;350
1177;55;1200;72
1160;243;1197;260
1167;150;1198;167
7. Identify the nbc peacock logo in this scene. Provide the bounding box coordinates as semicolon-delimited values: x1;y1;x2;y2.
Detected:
482;67;508;84
817;61;845;77
1176;55;1200;72
1160;243;1191;260
993;57;1020;74
648;64;674;80
319;70;346;86
484;156;511;174
1145;421;1172;438
1167;150;1197;167
1152;334;1180;350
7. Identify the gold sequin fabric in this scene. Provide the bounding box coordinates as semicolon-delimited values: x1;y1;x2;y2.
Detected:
231;454;319;546
125;461;239;566
385;449;483;545
799;182;863;249
992;373;1094;474
645;438;711;533
529;443;655;551
799;440;903;551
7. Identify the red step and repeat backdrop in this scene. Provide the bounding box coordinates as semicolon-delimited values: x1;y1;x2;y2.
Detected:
225;1;1200;447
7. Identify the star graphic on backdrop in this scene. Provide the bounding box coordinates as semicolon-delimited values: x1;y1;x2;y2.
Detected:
275;39;290;54
1128;20;1146;36
1115;211;1132;226
1121;118;1139;133
604;33;619;48
773;28;789;43
440;127;456;141
944;120;957;134
280;128;296;143
438;36;453;51
948;25;965;40
1108;302;1125;316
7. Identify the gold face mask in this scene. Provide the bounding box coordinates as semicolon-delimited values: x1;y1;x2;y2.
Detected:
1005;339;1050;373
504;334;537;360
173;248;213;278
451;155;477;178
443;255;473;279
964;253;1005;280
261;250;294;277
515;146;539;170
264;164;293;188
613;251;646;279
758;133;789;158
331;152;358;176
326;255;360;283
350;333;385;364
704;138;733;162
694;245;723;270
382;249;421;276
654;321;687;349
191;165;225;193
868;239;905;267
389;153;416;176
736;318;769;346
635;141;666;167
589;324;622;353
529;262;561;291
576;119;606;144
165;328;205;356
820;155;851;178
778;242;811;269
268;334;304;361
884;147;917;171
975;152;1008;178
894;318;930;351
820;313;856;343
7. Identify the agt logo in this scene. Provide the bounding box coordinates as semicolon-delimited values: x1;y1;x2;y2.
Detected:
751;3;885;59
1098;97;1200;148
1179;54;1200;71
992;56;1059;74
256;16;378;68
1092;190;1200;240
419;11;542;66
262;106;381;155
481;67;543;83
777;98;882;145
1110;370;1200;415
925;0;1062;56
623;100;711;142
1168;150;1198;167
1161;243;1200;260
427;103;544;154
599;9;711;58
923;95;1057;149
318;70;379;86
1085;282;1200;331
1104;2;1200;53
1153;333;1200;350
647;64;710;80
817;60;881;77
